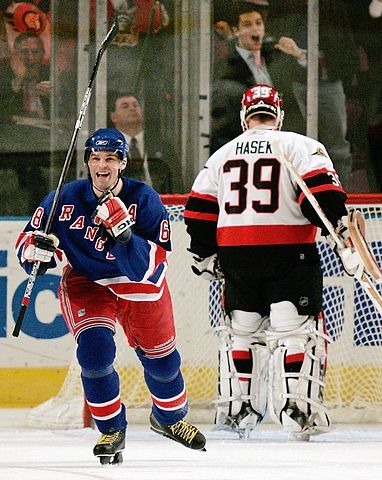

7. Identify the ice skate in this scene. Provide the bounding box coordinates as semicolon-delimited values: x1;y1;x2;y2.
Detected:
150;413;206;451
214;402;262;439
282;402;311;442
282;404;331;442
93;429;126;465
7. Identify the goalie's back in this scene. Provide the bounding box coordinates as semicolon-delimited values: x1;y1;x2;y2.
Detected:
192;127;342;248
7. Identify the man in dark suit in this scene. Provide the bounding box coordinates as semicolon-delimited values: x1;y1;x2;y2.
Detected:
109;91;182;193
211;0;303;153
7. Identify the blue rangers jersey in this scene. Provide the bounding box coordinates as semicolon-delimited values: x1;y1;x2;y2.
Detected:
16;177;172;301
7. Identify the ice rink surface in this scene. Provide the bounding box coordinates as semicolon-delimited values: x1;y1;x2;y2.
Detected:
1;410;382;480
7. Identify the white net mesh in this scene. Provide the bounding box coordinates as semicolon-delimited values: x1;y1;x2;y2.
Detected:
320;204;382;422
27;199;382;428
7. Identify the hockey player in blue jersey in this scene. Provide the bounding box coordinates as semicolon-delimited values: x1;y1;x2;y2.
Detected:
15;128;206;464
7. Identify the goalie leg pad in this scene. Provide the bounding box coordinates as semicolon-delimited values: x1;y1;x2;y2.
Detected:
215;310;269;434
267;302;330;438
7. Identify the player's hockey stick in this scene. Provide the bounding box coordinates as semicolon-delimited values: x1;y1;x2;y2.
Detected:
12;17;120;337
272;140;382;316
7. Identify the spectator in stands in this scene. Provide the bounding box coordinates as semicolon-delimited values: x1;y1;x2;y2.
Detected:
0;30;50;122
0;30;50;213
211;0;303;154
109;91;181;193
1;1;51;63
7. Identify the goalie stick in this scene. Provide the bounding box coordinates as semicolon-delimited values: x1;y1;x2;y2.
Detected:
348;209;382;282
12;17;120;338
272;140;382;316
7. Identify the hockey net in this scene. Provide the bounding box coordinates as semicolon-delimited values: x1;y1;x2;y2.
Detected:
27;194;382;428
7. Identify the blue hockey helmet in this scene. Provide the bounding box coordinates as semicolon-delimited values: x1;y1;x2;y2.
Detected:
84;128;129;168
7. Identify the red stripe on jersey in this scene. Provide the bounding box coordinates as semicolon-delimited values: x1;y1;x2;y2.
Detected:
141;339;176;359
286;353;304;364
217;224;317;246
189;191;218;203
232;350;251;360
302;168;333;180
151;388;188;411
86;396;121;420
153;245;167;268
298;184;345;204
183;210;219;222
15;232;27;250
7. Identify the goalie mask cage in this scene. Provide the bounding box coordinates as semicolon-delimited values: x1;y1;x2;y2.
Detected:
26;194;382;429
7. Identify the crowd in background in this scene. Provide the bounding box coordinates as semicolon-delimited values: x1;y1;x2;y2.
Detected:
213;0;382;192
0;0;381;215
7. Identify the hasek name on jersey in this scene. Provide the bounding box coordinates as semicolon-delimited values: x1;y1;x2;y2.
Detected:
235;140;272;156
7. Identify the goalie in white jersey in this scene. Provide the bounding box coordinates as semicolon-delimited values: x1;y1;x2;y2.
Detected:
184;84;349;440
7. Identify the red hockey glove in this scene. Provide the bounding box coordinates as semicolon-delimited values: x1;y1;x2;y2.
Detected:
93;197;135;243
191;253;223;281
23;231;59;263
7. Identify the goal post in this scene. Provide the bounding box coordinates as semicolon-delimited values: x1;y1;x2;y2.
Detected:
26;194;382;428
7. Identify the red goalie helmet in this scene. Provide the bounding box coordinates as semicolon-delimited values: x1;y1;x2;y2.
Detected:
240;84;284;131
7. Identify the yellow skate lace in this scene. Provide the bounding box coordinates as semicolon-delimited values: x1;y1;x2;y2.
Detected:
169;420;198;444
96;431;121;446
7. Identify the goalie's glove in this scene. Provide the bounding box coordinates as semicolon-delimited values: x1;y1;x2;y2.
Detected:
328;216;364;279
23;231;59;275
191;253;223;281
93;197;135;244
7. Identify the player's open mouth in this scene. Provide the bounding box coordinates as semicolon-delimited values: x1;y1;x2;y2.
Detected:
96;172;110;178
251;35;260;43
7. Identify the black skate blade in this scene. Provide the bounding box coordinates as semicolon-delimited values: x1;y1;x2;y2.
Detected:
97;452;123;465
150;426;171;441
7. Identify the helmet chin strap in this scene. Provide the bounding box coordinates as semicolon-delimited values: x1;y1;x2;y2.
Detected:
92;174;121;196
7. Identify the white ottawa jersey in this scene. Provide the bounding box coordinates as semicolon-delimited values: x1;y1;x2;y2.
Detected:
184;127;347;257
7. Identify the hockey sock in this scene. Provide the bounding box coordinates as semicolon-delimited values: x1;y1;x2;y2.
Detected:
136;348;188;425
77;328;127;433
